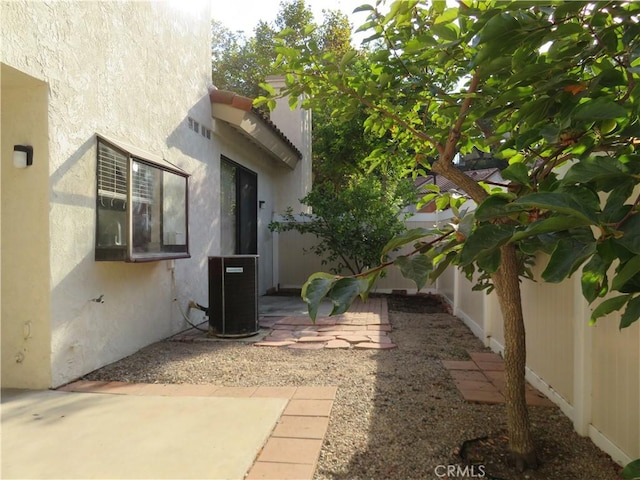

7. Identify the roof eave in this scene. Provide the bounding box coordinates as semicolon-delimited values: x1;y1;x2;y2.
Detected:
211;100;301;170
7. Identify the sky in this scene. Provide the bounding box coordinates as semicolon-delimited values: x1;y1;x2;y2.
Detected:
211;0;372;38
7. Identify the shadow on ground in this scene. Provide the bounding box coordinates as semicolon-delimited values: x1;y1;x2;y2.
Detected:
316;294;621;480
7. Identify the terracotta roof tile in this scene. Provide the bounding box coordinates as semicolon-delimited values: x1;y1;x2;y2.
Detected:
210;88;302;159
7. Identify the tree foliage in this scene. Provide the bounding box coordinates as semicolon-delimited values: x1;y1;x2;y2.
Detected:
258;0;640;469
270;172;415;276
261;0;640;328
212;0;351;99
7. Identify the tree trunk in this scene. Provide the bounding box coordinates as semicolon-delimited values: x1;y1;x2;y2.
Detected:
491;243;539;471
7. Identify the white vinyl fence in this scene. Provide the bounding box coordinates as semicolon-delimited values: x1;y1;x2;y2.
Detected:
272;213;640;466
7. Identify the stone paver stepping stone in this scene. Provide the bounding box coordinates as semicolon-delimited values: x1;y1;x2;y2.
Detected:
317;325;362;332
459;388;505;404
297;336;336;343
468;351;503;363
475;361;505;371
335;319;369;326
275;317;316;326
325;339;351;349
442;360;479;370
294;330;320;336
288;343;326;350
254;341;297;347
336;335;371;343
448;370;487;382
314;330;348;337
315;318;337;326
269;330;299;338
271;324;297;330
265;336;298;343
354;342;397;350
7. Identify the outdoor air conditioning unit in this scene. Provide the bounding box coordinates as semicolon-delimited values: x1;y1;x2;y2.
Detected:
208;255;259;338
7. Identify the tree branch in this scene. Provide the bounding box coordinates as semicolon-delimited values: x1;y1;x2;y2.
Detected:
332;230;456;280
432;70;488;204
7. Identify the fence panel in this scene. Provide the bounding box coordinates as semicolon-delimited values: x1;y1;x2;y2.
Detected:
591;312;640;461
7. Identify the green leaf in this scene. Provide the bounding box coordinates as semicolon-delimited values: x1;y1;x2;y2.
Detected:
476;248;501;274
590;294;630;324
258;82;276;96
430;252;455;282
602;180;635;222
302;272;336;321
362;269;382;299
394;254;433;290
328;277;367;316
478;12;520;44
511;216;594;242
383;0;404;24
431;23;459;41
581;254;610;303
457;211;476;239
459;224;514;266
572;97;628;120
620;296;640;329
540;124;560;143
622;458;640;479
562;156;627;184
542;236;597;283
612;256;640;291
515;127;542;149
435;194;450;210
501;162;531;185
474;193;515;221
617;215;640;255
381;227;440;257
434;7;458;25
353;4;375;13
340;50;358;69
513;192;598;224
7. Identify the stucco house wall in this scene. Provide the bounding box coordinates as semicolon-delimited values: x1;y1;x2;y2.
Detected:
212;119;291;294
1;1;310;388
1;65;51;388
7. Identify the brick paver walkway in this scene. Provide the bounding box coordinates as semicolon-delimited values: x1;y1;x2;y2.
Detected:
172;297;397;350
443;351;554;406
255;297;395;350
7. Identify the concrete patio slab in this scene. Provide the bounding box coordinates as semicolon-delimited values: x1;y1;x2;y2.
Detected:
1;388;287;480
259;295;333;318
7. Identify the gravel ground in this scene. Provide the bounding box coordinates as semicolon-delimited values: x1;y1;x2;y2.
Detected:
86;295;622;480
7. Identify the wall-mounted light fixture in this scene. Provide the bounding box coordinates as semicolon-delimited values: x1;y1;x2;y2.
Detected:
13;145;33;168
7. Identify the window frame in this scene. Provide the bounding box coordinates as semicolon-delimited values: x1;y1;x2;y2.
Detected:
220;156;258;255
95;135;190;262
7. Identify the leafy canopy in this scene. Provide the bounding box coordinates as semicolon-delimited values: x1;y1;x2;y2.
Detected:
212;0;352;99
270;171;415;276
258;0;640;328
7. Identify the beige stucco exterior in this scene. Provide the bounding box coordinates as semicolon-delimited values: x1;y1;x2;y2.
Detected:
265;75;313;215
1;65;51;388
1;1;311;388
